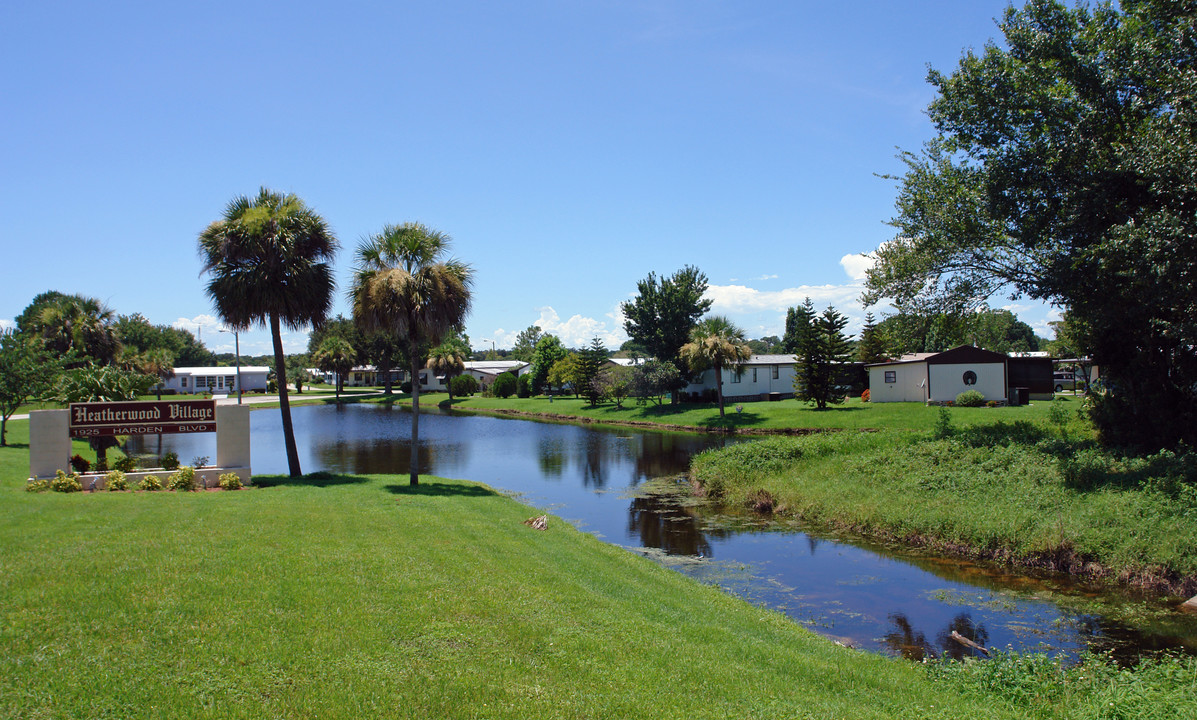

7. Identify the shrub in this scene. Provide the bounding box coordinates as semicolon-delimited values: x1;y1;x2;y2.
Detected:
104;470;128;491
50;470;82;493
516;373;533;398
113;454;137;472
933;406;955;439
69;454;91;473
162;452;180;471
400;380;413;394
191;455;210;468
492;372;517;399
138;475;163;491
218;472;243;490
955;389;985;407
861;389;870;403
26;477;50;493
93;457;108;473
986;400;1000;408
449;374;478;397
167;466;197;491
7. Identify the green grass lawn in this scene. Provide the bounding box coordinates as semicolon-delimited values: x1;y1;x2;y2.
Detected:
393;393;1065;434
0;424;1011;719
2;419;1193;718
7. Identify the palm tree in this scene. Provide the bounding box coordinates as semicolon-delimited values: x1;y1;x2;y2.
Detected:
198;188;338;477
34;294;120;366
136;348;176;400
427;336;468;401
313;335;357;399
351;222;472;485
679;315;753;418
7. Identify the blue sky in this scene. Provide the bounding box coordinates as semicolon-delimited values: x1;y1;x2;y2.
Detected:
1;0;1052;357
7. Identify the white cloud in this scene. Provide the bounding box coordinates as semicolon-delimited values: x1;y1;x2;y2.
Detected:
758;274;778;281
840;252;874;281
489;306;628;350
172;314;225;339
706;283;862;313
0;318;13;332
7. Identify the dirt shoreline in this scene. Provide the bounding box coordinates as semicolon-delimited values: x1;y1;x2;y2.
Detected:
446;405;849;436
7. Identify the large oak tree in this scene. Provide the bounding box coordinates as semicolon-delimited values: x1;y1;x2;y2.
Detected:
865;0;1197;451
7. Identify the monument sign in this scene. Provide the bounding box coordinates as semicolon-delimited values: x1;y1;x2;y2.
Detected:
69;400;217;437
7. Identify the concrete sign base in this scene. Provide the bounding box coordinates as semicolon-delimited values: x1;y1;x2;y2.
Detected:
29;405;251;482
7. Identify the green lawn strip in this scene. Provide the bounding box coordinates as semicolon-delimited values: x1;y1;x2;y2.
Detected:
2;461;1011;719
690;429;1197;593
370;394;1064;434
3;421;1193;717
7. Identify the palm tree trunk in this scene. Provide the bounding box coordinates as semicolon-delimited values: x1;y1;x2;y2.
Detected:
271;314;303;477
715;361;726;418
380;356;393;395
409;341;420;486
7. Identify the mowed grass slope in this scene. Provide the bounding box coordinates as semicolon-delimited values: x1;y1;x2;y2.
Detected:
392;394;1064;433
1;421;1019;720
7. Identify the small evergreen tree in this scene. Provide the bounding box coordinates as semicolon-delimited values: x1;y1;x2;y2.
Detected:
782;298;816;355
578;337;608;406
856;312;888;364
794;306;853;410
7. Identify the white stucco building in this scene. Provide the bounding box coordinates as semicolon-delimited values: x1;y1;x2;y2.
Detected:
866;346;1010;403
163;366;270;395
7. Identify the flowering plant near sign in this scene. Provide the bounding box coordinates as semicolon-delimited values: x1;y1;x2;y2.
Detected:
68;400;217;438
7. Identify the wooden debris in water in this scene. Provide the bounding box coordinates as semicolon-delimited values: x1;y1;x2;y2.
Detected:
949;630;990;656
524;515;548;531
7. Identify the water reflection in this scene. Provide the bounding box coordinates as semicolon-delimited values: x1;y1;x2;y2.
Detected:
128;403;1197;661
626;494;714;558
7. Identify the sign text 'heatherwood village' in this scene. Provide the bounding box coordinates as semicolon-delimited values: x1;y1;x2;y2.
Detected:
69;400;217;437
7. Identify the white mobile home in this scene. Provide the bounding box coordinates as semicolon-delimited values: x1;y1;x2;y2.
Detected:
683;354;799;402
164;366;270;395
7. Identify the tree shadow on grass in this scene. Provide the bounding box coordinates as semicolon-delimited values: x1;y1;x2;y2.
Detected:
697;411;766;430
383;481;499;498
253;472;371;488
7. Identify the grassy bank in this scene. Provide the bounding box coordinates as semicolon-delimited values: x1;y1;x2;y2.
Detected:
689;420;1197;596
0;426;998;719
379;393;1063;434
3;420;1194;717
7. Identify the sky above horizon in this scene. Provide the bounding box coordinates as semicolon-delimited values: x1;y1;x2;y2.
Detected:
1;0;1053;357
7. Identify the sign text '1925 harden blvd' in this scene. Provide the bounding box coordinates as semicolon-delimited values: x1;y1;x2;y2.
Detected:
69;400;217;438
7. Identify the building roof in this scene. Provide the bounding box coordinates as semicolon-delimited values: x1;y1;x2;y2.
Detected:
865;345;1008;368
463;360;528;372
742;354;798;365
174;366;270;376
605;357;647;367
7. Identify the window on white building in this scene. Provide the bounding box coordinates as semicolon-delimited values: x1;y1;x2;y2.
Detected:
772;365;779;380
884;371;896;383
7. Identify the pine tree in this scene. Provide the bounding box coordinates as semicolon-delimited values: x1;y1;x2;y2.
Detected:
794;306;853;410
578;337;608;406
857;311;888;364
782;298;815;355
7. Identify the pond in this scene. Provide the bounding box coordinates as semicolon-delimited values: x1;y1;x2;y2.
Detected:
130;402;1197;662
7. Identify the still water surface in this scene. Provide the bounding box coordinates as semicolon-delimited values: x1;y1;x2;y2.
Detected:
132;403;1197;661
